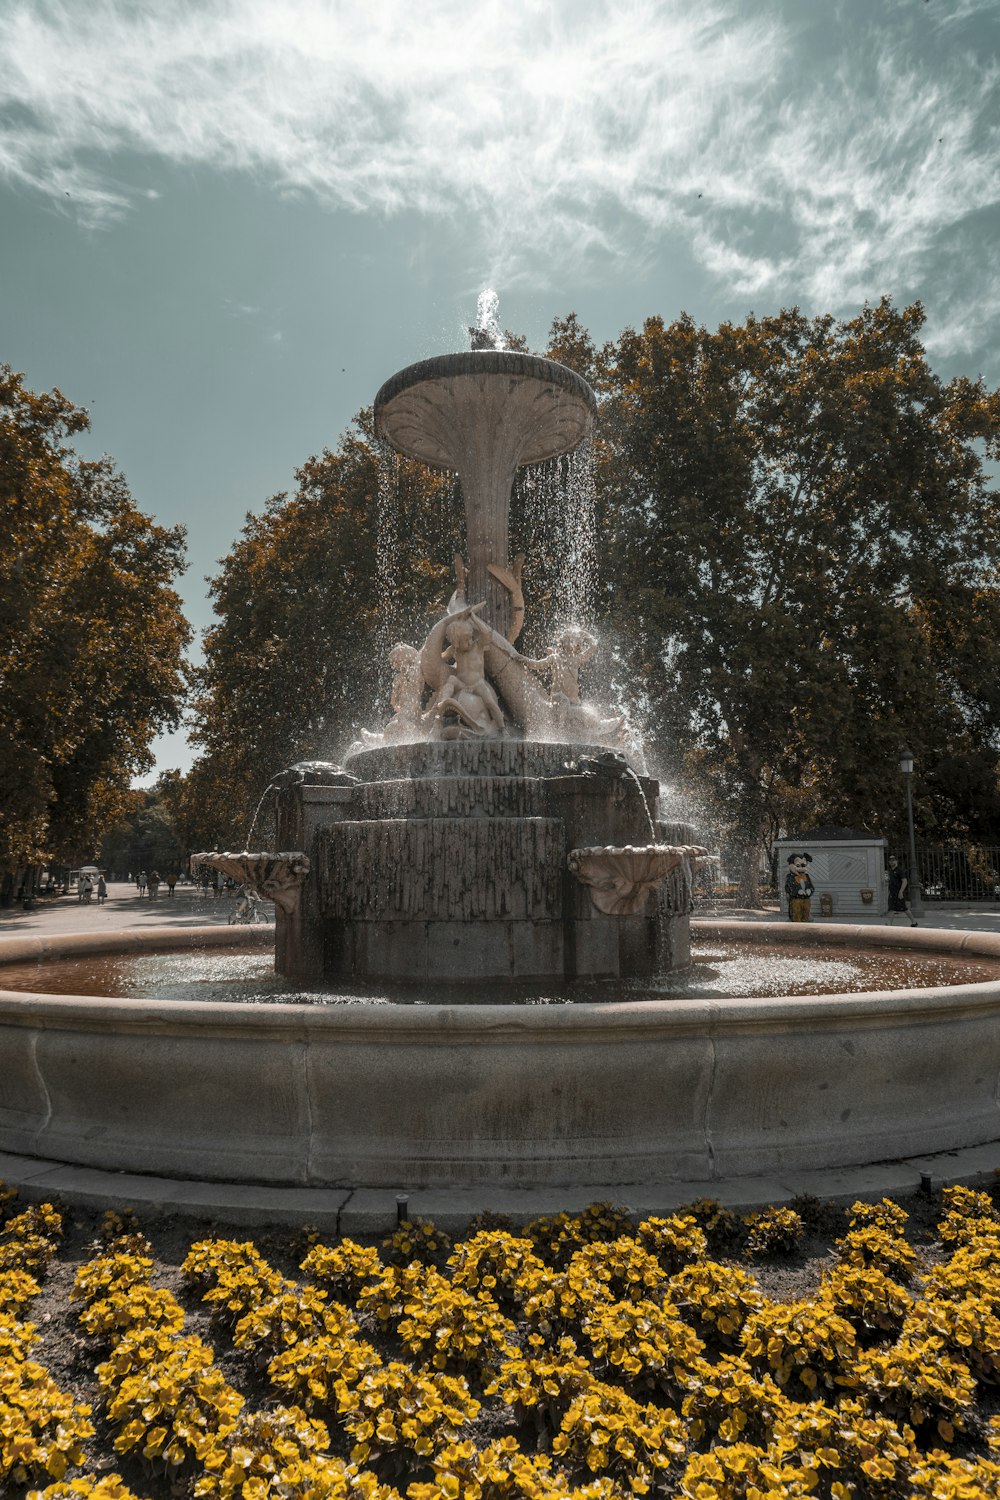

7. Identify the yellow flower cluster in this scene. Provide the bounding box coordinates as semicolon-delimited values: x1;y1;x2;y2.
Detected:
12;1188;1000;1499
0;1200;63;1274
834;1198;919;1280
182;1238;289;1329
524;1202;634;1266
339;1362;481;1471
550;1378;686;1491
675;1198;743;1254
741;1295;858;1393
819;1260;913;1337
446;1230;547;1307
27;1478;148;1500
409;1436;620;1500
386;1262;517;1373
486;1334;594;1435
635;1215;708;1273
1;1344;96;1486
266;1318;383;1411
580;1295;705;1401
382;1216;452;1266
301;1237;385;1301
1;1203;93;1489
667;1260;764;1345
741;1206;805;1258
937;1184;1000;1246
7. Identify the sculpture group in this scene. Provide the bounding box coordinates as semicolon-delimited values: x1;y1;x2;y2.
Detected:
360;565;623;750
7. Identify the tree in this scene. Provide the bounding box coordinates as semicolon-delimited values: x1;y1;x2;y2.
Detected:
98;789;185;880
0;365;190;879
599;300;1000;898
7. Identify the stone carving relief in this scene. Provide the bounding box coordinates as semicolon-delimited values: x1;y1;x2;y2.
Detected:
568;843;710;916
190;852;311;915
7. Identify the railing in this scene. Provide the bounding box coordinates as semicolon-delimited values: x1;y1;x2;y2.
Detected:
918;846;1000;902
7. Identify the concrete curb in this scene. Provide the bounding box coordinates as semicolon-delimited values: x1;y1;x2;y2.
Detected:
2;1140;997;1235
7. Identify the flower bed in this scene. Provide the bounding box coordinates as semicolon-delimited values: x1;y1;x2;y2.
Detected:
3;1184;1000;1498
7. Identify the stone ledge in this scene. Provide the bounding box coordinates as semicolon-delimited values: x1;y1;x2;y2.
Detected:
1;1143;996;1235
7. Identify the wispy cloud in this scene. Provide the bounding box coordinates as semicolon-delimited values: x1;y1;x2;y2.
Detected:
1;0;998;361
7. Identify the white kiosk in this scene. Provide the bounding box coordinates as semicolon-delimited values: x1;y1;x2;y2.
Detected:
776;827;888;919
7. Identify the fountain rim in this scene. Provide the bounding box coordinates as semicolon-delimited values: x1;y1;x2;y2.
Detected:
3;921;1000;1030
373;350;597;435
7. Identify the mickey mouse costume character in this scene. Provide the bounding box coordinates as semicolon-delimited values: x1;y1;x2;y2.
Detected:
785;852;815;922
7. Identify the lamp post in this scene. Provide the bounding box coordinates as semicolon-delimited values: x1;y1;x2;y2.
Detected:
899;748;922;918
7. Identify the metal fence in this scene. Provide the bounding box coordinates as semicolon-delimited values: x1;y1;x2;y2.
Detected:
917;846;1000;902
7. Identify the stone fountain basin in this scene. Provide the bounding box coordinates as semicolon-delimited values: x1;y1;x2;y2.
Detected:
1;921;998;1190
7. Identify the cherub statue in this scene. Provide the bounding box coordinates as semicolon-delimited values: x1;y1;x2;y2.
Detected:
529;625;624;745
421;603;505;739
359;641;426;746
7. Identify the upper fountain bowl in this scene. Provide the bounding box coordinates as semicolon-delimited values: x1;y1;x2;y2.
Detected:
374;350;597;471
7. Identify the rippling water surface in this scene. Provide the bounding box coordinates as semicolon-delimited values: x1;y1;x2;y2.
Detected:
1;941;998;1005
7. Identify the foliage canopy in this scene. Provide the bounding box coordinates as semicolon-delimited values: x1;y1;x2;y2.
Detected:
0;366;189;873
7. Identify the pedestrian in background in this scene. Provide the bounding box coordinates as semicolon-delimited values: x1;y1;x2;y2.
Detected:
148;870;161;900
887;855;918;927
137;871;147;898
166;873;177;897
97;875;107;905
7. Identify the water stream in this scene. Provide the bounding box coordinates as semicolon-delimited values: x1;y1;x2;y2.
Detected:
621;764;657;842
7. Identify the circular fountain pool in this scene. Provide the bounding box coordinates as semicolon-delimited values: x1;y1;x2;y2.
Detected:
2;937;998;1005
1;920;999;1194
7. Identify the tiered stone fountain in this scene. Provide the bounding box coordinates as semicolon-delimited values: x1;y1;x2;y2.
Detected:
2;304;999;1215
207;325;709;986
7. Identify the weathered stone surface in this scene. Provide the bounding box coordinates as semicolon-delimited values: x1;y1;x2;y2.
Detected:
318;818;565;922
344;740;608;781
374;352;595;639
3;923;1000;1189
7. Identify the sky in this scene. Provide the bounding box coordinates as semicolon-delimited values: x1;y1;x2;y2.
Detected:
1;0;998;780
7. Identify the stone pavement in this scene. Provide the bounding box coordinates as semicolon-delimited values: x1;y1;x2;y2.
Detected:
1;890;998;1231
0;879;273;937
704;900;1000;934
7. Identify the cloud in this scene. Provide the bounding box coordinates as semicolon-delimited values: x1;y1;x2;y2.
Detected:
1;0;998;361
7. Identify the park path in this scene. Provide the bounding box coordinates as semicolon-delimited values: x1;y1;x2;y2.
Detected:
0;880;273;937
3;883;999;937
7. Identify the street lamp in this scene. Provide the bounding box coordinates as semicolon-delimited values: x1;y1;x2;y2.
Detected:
899;747;922;918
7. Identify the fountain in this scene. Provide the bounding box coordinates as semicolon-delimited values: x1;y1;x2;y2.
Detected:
201;314;711;986
1;301;999;1215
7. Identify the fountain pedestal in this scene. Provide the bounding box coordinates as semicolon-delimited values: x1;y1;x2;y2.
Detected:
275;743;699;982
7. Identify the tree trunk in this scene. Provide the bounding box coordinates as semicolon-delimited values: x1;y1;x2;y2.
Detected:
733;824;767;909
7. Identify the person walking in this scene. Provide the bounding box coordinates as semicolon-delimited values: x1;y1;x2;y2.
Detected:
166;873;177;897
137;870;148;899
148;870;161;900
887;855;918;926
97;874;107;905
80;875;93;904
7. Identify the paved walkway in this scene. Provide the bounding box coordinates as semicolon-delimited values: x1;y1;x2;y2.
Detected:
0;880;273;936
700;901;1000;934
7;888;1000;939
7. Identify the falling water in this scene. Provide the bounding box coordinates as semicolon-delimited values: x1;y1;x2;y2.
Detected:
375;438;401;666
621;764;657;843
554;438;598;630
245;782;280;851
